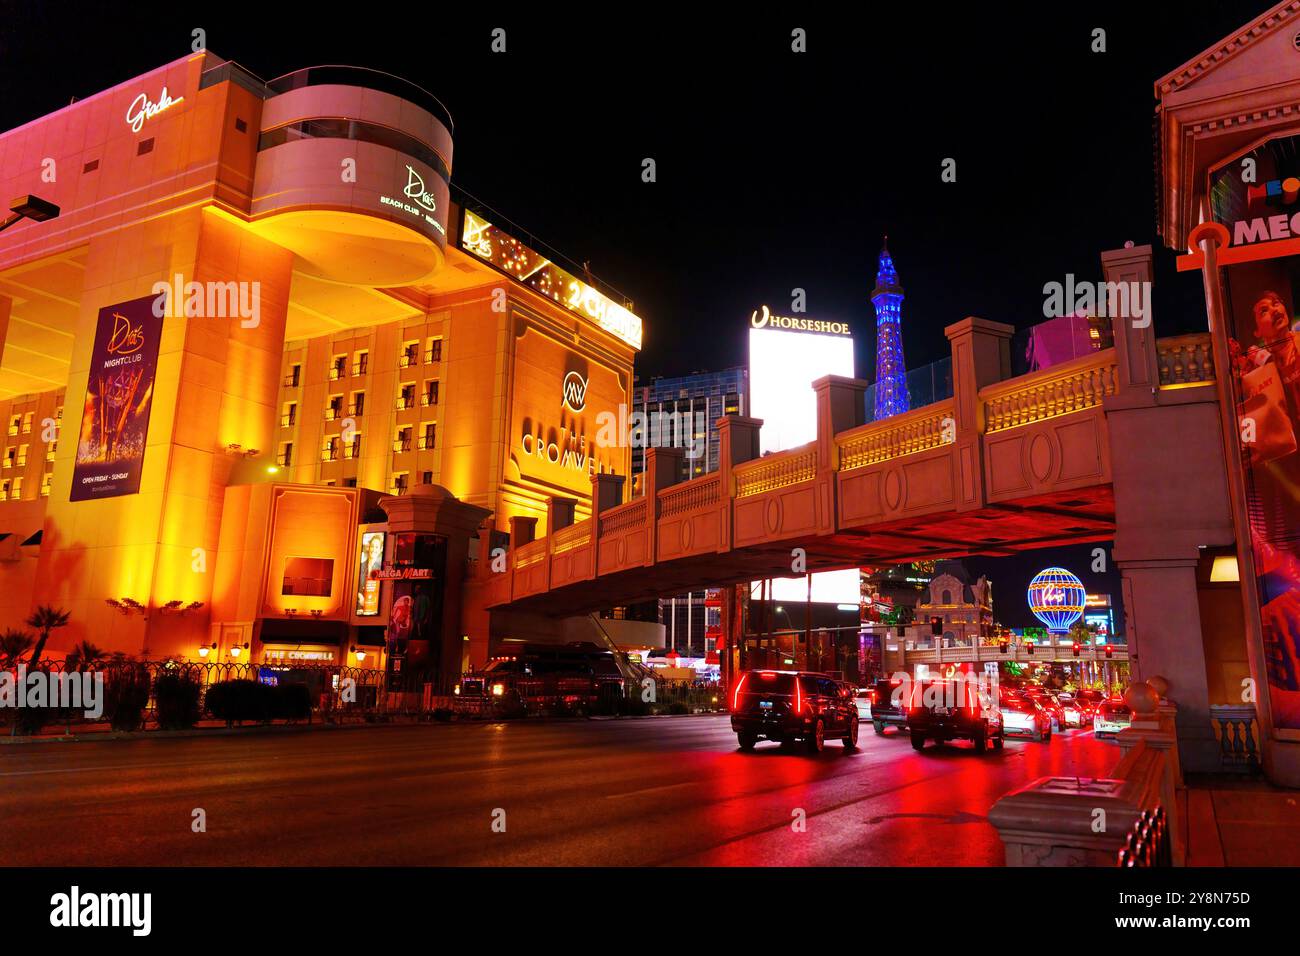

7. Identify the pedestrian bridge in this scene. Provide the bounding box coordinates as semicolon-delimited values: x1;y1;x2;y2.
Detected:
476;313;1219;618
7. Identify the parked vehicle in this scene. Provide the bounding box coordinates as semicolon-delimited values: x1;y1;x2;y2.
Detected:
905;677;1003;752
1057;693;1087;728
731;670;860;753
867;677;909;736
1094;696;1133;738
453;642;624;715
1000;693;1053;742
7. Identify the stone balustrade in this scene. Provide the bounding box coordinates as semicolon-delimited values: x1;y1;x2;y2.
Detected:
981;351;1119;433
989;678;1185;866
1156;332;1215;386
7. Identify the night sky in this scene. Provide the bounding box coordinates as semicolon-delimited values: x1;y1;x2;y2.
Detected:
0;1;1266;625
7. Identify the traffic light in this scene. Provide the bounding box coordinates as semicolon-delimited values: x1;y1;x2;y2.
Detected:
999;640;1009;654
1103;644;1113;659
930;616;942;636
1072;643;1081;658
1026;642;1035;656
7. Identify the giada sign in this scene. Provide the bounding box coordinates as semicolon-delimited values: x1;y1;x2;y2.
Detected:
749;304;850;336
125;86;183;133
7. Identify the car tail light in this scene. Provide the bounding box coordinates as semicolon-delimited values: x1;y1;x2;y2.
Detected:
491;683;504;697
732;673;749;711
795;678;804;715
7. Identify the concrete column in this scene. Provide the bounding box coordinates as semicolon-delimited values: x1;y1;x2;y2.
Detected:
643;446;684;566
0;294;10;376
546;496;576;534
1102;244;1159;394
944;317;1013;511
715;415;762;553
508;515;537;550
588;472;625;578
1117;557;1219;773
812;375;869;534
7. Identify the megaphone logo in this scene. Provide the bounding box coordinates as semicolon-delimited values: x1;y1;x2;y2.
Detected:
562;371;588;412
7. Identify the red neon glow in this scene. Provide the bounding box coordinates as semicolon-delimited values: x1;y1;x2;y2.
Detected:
795;676;803;715
732;673;749;711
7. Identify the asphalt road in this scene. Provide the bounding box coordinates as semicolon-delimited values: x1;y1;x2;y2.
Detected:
0;716;1120;866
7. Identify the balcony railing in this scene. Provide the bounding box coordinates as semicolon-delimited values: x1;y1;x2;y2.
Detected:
981;350;1118;434
417;436;436;450
425;346;442;363
280;414;296;427
324;407;343;421
1157;333;1215;386
733;443;816;498
393;439;412;453
837;399;955;470
282;373;300;387
343;441;362;459
395;396;415;410
398;353;419;369
276;453;293;467
352;361;369;377
328;366;346;381
421;391;439;407
321;449;339;462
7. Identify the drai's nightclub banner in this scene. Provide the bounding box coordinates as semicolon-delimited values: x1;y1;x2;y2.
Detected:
70;295;164;502
1211;134;1300;729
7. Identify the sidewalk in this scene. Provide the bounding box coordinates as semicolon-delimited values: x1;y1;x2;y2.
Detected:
1183;774;1300;866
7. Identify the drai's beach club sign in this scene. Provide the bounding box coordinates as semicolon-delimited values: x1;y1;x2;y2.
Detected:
125;86;183;133
749;304;850;336
380;165;446;238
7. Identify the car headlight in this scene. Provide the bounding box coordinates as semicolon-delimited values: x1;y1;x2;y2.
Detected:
453;685;461;695
492;683;505;697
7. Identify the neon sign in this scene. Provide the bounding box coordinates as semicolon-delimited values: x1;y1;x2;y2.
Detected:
460;210;643;350
1026;567;1086;633
125;87;183;133
750;304;850;336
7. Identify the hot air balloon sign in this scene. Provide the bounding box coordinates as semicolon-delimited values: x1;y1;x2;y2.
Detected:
1027;567;1086;634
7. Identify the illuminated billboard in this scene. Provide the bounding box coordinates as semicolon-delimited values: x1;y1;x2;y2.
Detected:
461;210;642;350
70;295;165;502
747;304;856;604
355;531;386;616
747;305;854;454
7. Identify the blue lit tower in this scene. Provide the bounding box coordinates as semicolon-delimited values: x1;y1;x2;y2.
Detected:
871;237;910;419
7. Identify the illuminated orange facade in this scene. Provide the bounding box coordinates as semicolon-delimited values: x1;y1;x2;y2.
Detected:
0;52;641;676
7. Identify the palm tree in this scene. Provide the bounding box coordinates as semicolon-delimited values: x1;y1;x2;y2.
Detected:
25;605;71;668
0;628;34;667
65;640;108;672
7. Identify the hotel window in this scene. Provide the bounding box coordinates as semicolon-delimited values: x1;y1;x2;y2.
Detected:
426;337;443;363
16;445;28;467
330;355;347;381
10;477;22;498
352;350;369;376
45;441;56;462
55;405;63;424
278;443;293;467
326;395;343;421
281;402;297;427
394;427;412;453
40;472;52;497
344;477;357;488
421;470;433;485
419;423;437;450
3;447;13;468
21;412;33;434
6;415;18;437
284;364;301;388
321;437;339;462
345;434;362;459
0;479;9;500
396;384;415;410
350;391;366;416
399;342;419;368
422;380;439;407
391;472;409;495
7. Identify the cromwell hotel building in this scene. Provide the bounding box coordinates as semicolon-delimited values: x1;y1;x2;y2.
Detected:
0;52;654;685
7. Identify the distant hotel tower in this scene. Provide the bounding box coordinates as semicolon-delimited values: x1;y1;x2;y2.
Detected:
871;239;910;419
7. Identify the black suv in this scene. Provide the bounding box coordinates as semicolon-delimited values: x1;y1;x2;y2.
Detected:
731;670;860;753
869;677;908;735
905;677;1004;753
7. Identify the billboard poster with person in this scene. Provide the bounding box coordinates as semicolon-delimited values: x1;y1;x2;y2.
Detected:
70;295;164;502
1211;136;1300;730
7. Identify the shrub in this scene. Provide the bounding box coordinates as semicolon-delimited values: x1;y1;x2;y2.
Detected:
154;671;203;730
104;665;151;732
270;682;312;721
667;701;690;716
205;679;274;725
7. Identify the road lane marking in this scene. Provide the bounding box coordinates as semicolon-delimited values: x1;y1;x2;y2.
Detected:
606;781;697;800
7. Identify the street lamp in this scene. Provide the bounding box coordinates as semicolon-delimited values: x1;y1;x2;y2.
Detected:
1;194;60;233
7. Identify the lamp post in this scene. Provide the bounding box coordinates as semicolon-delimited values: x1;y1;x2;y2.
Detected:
1;195;60;234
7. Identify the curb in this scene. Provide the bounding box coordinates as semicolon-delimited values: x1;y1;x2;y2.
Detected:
0;718;442;745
